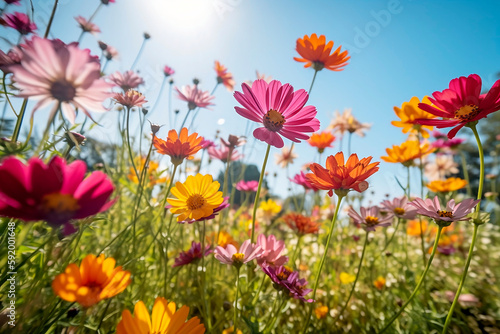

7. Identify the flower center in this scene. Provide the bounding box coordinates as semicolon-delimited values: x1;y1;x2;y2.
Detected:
50;81;76;102
437;210;453;218
365;216;379;225
263;109;285;132
277;271;290;281
186;194;205;210
394;207;405;215
231;253;245;263
41;193;80;214
454;104;479;122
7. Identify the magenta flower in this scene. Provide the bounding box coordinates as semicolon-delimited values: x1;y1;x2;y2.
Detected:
163;65;175;77
208;144;241;163
235;180;259;192
256;234;288;268
177;197;230;224
234;79;320;148
4;0;21;5
10;36;113;124
348;206;393;232
0;156;115;233
200;139;215;149
409;196;480;226
175;84;215;110
0;46;22;74
108;70;145;91
214;239;262;267
113;90;147;108
380;196;418;220
75;16;100;35
172;241;212;268
290;171;319;192
416;74;500;138
262;265;314;303
3;12;37;35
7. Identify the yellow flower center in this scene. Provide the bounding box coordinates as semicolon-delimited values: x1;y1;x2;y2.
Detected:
394;207;405;215
186;194;205;210
437;210;453;218
454;104;479;122
277;270;291;281
231;253;245;263
41;193;80;214
263;109;286;132
365;216;379;225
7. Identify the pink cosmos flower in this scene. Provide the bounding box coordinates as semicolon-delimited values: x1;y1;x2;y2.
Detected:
172;241;212;268
409;196;480;225
3;12;37;35
0;46;22;73
221;134;246;149
103;44;119;60
10;36;113;124
4;0;21;5
176;197;230;224
235;180;259;192
290;171;319;192
431;131;465;151
108;70;145;91
75;16;100;35
348;206;393;232
256;234;288;268
416;74;500;138
163;65;175;77
380;196;418;220
113;90;147;108
208;144;241;163
175;84;215;110
234;80;320;148
214;239;262;267
0;156;115;233
200;139;215;149
262;265;313;303
101;0;115;4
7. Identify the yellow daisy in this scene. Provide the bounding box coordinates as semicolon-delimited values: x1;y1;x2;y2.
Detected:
426;177;467;193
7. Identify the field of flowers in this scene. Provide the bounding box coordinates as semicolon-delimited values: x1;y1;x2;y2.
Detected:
1;0;500;333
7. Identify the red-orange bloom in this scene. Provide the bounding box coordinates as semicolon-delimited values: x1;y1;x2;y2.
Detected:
307;131;335;153
282;213;320;235
306;152;379;196
214;60;235;91
153;127;203;166
294;34;350;72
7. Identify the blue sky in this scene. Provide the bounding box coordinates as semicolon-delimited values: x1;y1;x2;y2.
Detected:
2;0;499;202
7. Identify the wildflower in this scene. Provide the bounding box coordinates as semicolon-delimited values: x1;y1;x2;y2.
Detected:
175;84;215;110
104;44;119;60
0;156;115;232
116;297;205;334
290;171;319;192
294;33;349;72
208;144;241;163
262;265;314;302
52;254;131;308
214;239;262;268
282;213;320;235
64;131;86;147
221;134;246;149
374;276;386;290
153;128;204;166
381;140;434;167
75;16;100;34
308;131;335;153
208;230;238;248
259;198;281;219
306;152;379;197
348;206;393;231
173;241;212;268
407;219;429;237
315;304;329;319
108;70;144;91
328;108;371;138
3;12;37;35
214;60;235;91
235;180;259;192
222;326;243;334
234;79;320;148
416;74;500;138
275;146;298;168
380;196;418;219
200;139;215;150
127;158;167;187
424;155;459;181
177;197;229;224
113;89;147;108
0;46;22;73
339;272;356;285
10;36;113;124
168;174;223;222
256;234;288;268
431;130;465;151
409;196;480;227
4;0;21;5
163;65;175;77
427;177;467;193
392;96;436;138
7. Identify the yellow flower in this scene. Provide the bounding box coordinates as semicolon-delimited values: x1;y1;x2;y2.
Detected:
339;272;356;285
259;198;281;217
222;326;243;334
128;157;168;187
207;230;238;248
374;276;386;290
168;174;223;222
381;140;434;166
426;177;467;193
116;297;205;334
314;304;329;319
392;96;436;138
52;254;131;308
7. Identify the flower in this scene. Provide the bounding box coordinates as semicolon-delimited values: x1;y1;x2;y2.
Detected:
108;70;144;91
175;84;215;110
259;198;281;219
4;0;21;5
315;304;329;319
113;89;147;108
262;265;314;302
235;180;259;192
427;177;468;193
424;155;459;181
416;74;500;138
406;219;429;237
256;234;288;268
294;33;349;72
214;239;262;267
290;171;319;192
275;146;298;168
173;241;212;268
75;16;100;34
431;131;465;151
339;272;356;285
0;46;22;73
3;12;37;35
222;327;243;334
208;144;241;163
127;158;167;187
234;80;320;148
328;108;371;138
52;254;131;308
374;276;386;290
200;139;216;150
409;196;480;226
163;65;175;77
177;197;229;224
116;297;205;334
10;36;113;124
153;128;204;166
348;206;393;231
306;152;380;196
0;156;115;232
103;44;119;60
381;140;434;167
168;174;223;222
214;60;235;91
282;213;320;235
392;96;436;138
380;196;418;219
221;134;246;149
208;230;238;248
308;131;335;153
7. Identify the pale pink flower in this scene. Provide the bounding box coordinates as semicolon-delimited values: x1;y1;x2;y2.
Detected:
113;90;147;108
348;206;393;232
328;108;371;138
75;16;100;35
108;70;144;91
208;144;241;163
424;155;459;181
0;46;22;73
214;239;262;267
409;196;480;225
175;84;214;110
275;146;298;168
103;44;119;60
380;196;417;219
235;180;259;192
256;234;288;268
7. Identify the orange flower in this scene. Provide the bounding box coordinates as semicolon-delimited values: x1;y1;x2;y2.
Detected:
426;177;467;193
392;96;436;138
294;33;350;72
127;157;168;187
373;276;386;290
314;304;329;319
308;131;335;153
153;128;203;166
207;230;238;248
52;254;131;307
282;213;320;235
214;60;235;91
306;152;379;197
381;140;434;167
407;219;429;237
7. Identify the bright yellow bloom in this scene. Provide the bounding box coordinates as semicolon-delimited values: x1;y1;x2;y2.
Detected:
381;140;434;166
392;96;436;138
116;297;205;334
52;254;131;308
128;157;168;187
339;272;356;285
259;198;281;217
426;177;467;193
314;304;329;319
168;174;223;222
222;326;243;334
374;276;386;290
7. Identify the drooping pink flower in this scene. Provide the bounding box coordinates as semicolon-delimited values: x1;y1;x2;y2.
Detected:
3;12;37;35
175;84;215;110
348;206;393;232
113;90;147;108
0;156;115;233
416;74;500;138
102;43;119;60
176;197;230;224
172;241;212;268
10;36;113;124
207;144;241;163
380;196;418;220
290;171;319;192
214;239;262;267
75;16;100;35
221;134;246;149
235;180;259;192
163;65;175;77
108;70;145;91
409;196;480;225
256;234;288;268
262;265;314;303
234;80;320;148
0;46;22;73
431;131;466;151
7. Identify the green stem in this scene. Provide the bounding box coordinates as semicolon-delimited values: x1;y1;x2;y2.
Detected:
96;298;112;331
234;266;241;334
291;235;303;266
161;164;179;218
308;69;319;95
131;37;148;70
200;220;212;331
250;144;271;243
380;218;400;254
378;226;443;333
126;107;140;179
417;133;427;267
250;274;267;306
44;0;59;38
11;99;27;142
